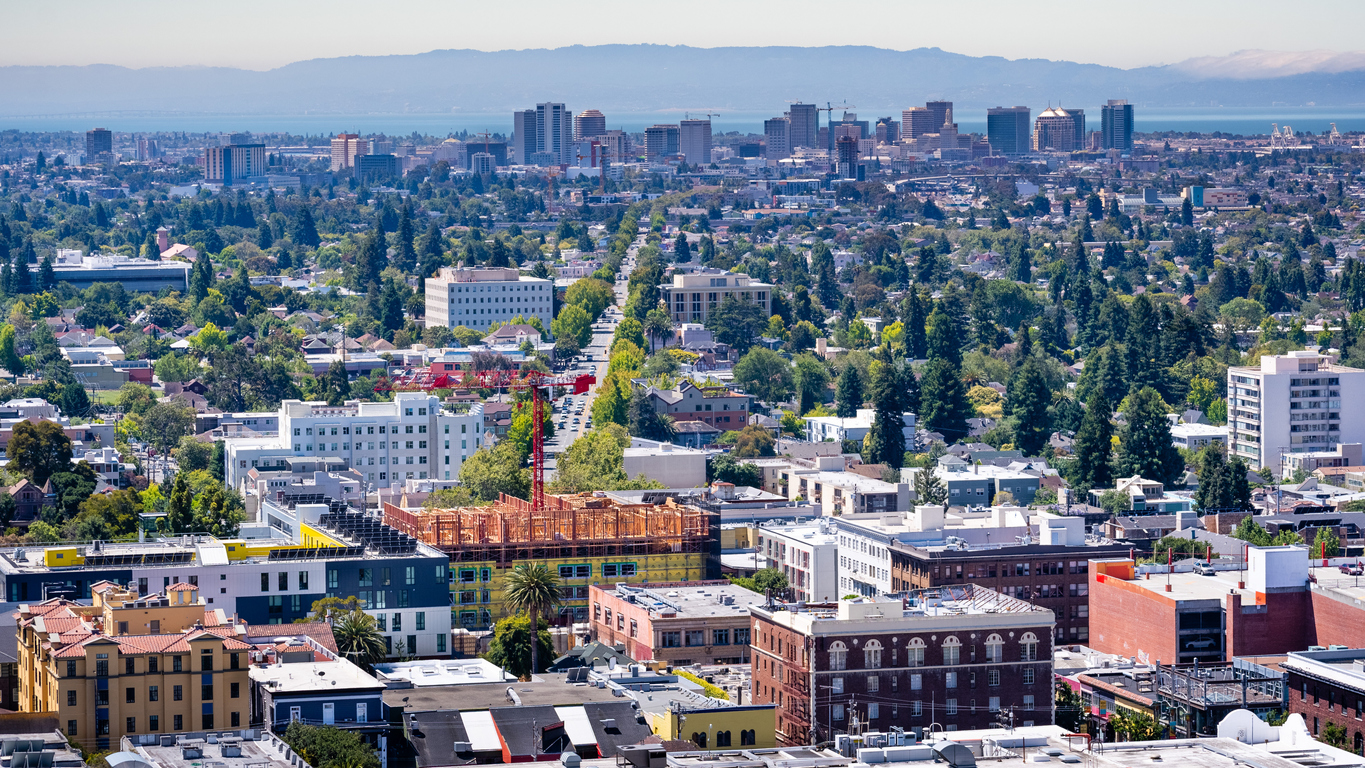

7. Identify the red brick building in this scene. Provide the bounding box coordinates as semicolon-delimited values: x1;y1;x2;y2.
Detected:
588;581;761;666
750;586;1054;746
1283;648;1365;752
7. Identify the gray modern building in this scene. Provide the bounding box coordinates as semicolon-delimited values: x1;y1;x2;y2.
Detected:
787;102;820;148
1102;99;1134;151
512;103;573;165
987;106;1032;155
644;124;680;160
679;119;712;165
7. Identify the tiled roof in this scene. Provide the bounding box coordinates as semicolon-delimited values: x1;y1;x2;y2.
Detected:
167;583;197;592
245;622;339;654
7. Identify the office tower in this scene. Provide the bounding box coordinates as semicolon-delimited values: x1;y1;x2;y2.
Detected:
836;135;859;178
1032;107;1085;152
875;117;900;145
926;101;953;130
679;119;712;165
330;133;368;171
787;102;819;148
644;124;680;160
470;152;496;176
574;109;606;140
1226;351;1365;474
204;143;265;184
571;139;602;168
764;117;792;161
598;130;629;163
536;102;572;165
902;107;935;139
85;128;112;162
512;110;537;164
425;266;554;332
1102;99;1134;151
986;107;1032;155
355;153;399;183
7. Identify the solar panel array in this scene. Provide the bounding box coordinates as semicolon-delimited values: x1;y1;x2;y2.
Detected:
319;511;419;555
267;546;365;561
85;551;194;567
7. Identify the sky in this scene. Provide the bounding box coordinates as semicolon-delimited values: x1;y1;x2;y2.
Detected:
7;0;1365;70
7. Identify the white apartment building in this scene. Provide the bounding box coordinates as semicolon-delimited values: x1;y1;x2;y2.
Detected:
680;119;712;165
764;117;792;161
424;266;554;330
1227;351;1365;471
804;408;916;448
224;392;484;493
658;268;773;324
330;134;368;171
777;457;911;516
755;518;839;602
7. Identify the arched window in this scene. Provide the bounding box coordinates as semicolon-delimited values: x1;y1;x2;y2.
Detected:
863;639;883;669
716;731;732;747
985;633;1004;663
741;729;756;746
828;640;848;671
907;637;926;668
1020;632;1039;661
691;732;707;749
942;635;962;665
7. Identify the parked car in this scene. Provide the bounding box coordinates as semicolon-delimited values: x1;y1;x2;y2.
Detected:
1339;563;1364;576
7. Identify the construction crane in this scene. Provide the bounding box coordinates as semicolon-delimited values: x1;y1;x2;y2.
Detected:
374;370;596;510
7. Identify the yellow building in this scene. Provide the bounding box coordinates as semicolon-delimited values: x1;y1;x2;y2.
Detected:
383;492;717;629
647;703;777;749
17;582;253;750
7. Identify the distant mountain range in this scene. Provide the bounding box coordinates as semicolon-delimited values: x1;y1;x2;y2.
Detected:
3;45;1365;120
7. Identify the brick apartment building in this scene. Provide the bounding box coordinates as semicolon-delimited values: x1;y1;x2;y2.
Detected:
1283;648;1365;750
588;581;761;667
891;541;1131;645
750;587;1054;745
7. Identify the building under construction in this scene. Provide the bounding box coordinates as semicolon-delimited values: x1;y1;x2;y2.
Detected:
383;493;720;627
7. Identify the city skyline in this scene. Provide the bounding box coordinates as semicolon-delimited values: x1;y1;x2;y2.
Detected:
6;0;1365;71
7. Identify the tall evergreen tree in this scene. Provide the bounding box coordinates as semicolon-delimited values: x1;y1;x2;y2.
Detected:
14;240;33;295
835;364;864;418
1116;387;1183;485
291;205;321;247
395;201;416;272
861;350;907;468
38;255;56;292
355;226;387;288
903;289;929;359
919;307;972;443
419;221;445;278
674;232;691;263
1009;359;1051;456
1124;293;1163;392
189;257;212;305
1073;392;1114;491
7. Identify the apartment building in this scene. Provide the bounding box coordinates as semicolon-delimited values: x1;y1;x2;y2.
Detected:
632;378;752;431
754;519;839;603
588;581;761;666
679;119;712;165
777;457;910;517
658;268;773;324
203;144;265;184
223;392;485;492
804;408;916;449
1227;351;1365;472
764;118;791;161
751;589;1055;745
512;103;573;165
330;134;368;171
1282;648;1365;748
424;266;554;331
0;505;453;658
17;583;253;751
645;124;680;160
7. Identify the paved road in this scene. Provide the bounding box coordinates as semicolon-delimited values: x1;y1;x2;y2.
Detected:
542;235;640;476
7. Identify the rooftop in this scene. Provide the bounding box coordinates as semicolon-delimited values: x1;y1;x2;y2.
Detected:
374;657;513;687
249;659;384;694
129;733;296;768
383;670;625;711
597;581;766;620
754;586;1053;635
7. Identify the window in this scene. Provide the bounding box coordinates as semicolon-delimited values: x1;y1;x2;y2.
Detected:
201;650;213;671
831;677;844;694
832;705;845;721
942;636;961;665
359;568;373;587
126;717;136;734
174;715;183;731
66;690;75;707
1020;632;1039;661
231;682;240;699
1023;668;1035;685
907;638;926;667
407;635;417;654
232;712;240;727
867;676;880;692
405;566;416;585
1023;695;1036;710
66;660;75;677
66;721;76;737
149;715;159;732
662;632;682;648
985;634;1004;663
279;572;288;591
95;653;108;677
868;703;880;720
946;672;958;689
686;630;705;647
988;670;1000;687
415;611;426;631
261;572;270;592
437;634;446;653
173;685;183;701
393;613;402;632
864;640;883;669
328;569;339;589
989;696;1001;712
126;687;136;704
912;701;922;716
946;699;958;716
735;628;750;645
172;656;182;672
202;714;214;730
202;683;213;700
148;657;157;673
910;674;922;691
828;641;848;670
149;686;158;702
713;629;730;645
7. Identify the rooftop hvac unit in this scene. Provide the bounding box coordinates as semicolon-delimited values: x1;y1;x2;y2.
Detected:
453;742;472;754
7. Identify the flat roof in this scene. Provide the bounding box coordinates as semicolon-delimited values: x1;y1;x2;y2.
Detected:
249;659;385;693
601;581;766;619
384;671;624;711
134;735;293;768
375;658;512;687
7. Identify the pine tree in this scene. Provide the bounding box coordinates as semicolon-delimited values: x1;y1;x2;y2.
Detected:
419;221;445;278
355;226;387;288
1073;393;1114;491
14;241;33;295
1124;293;1163;392
1007;241;1032;283
919;307;972;443
1193;444;1231;511
674;232;691;263
189;257;212;305
257;219;274;249
1010;360;1051;456
395;202;416;272
1117;387;1183;485
861;350;907;468
143;230;160;260
39;255;56;292
904;289;928;359
291;205;321;248
835;364;864;418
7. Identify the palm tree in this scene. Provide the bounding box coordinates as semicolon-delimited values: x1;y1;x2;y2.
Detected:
333;611;386;670
502;563;561;676
644;306;674;352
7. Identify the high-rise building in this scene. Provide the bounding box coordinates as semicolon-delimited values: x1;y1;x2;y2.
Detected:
925;101;953;130
512;109;538;164
330;133;368;171
1226;351;1365;473
598;130;629;163
204;143;265;184
573;109;606;140
764;117;792;161
85;128;112;162
986;106;1032;155
875;117;900;144
424;266;555;332
902;107;936;139
1102;99;1134;151
787;102;819;148
644;124;680;160
513;104;573;165
835;135;859;178
1032;107;1085;152
469;152;496;175
355;153;400;183
679;119;712;165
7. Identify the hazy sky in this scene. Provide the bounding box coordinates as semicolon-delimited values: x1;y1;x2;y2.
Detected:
8;0;1363;70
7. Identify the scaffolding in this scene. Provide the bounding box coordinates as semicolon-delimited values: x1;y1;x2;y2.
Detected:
382;493;716;564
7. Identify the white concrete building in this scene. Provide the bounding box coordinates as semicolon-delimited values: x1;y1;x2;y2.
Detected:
804;408;916;448
623;437;707;488
224;392;484;493
1227;351;1365;471
424;266;554;331
778;457;911;516
679;119;712;165
1170;422;1229;451
755;518;839;602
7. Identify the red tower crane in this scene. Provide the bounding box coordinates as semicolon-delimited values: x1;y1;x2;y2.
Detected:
374;370;595;510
